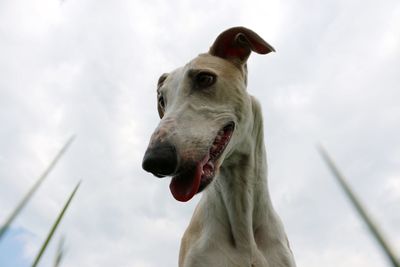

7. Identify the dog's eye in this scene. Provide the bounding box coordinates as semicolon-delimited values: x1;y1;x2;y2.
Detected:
195;72;216;88
158;96;165;109
157;95;165;118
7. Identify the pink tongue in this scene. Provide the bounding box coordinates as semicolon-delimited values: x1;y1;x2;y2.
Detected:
169;155;209;202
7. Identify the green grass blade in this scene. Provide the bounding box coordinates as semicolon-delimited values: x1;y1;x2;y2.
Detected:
31;181;81;267
318;145;400;267
0;135;76;241
53;236;65;267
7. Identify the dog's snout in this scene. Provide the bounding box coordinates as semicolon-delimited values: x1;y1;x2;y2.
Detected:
142;141;178;177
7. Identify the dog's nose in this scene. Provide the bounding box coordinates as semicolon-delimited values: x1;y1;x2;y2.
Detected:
142;141;178;177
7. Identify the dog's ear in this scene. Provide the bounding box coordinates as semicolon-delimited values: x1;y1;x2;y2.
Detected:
209;27;275;64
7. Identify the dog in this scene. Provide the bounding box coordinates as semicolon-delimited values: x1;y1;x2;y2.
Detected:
142;27;296;267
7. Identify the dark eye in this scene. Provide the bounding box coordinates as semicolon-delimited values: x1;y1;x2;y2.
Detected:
158;96;165;109
195;72;216;88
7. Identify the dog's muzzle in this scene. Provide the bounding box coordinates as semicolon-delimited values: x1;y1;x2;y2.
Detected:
142;141;178;177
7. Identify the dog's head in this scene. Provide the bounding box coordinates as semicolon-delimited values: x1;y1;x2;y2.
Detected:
142;27;274;202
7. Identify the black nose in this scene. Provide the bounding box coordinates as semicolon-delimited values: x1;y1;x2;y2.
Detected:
142;141;178;177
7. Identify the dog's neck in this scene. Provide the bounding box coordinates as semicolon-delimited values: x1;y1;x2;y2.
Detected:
202;96;291;263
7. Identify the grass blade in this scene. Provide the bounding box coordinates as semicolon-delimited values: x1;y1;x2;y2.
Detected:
0;135;76;241
31;181;81;267
53;236;65;267
318;145;400;267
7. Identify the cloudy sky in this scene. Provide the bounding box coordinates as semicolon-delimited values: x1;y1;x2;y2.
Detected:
0;0;399;266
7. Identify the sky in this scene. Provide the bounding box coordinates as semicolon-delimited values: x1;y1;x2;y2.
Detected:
0;0;399;266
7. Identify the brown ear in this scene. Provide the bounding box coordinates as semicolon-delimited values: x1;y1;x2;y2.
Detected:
209;26;275;64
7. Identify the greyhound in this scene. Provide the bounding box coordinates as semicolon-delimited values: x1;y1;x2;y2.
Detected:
142;27;296;267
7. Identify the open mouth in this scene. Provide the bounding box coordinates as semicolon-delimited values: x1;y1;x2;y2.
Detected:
169;122;235;202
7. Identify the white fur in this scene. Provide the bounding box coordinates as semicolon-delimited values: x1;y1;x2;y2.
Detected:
179;96;295;267
145;27;296;267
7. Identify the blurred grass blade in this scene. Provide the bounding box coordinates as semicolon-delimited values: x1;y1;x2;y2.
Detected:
0;135;75;241
318;146;400;267
31;181;81;267
53;236;65;267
